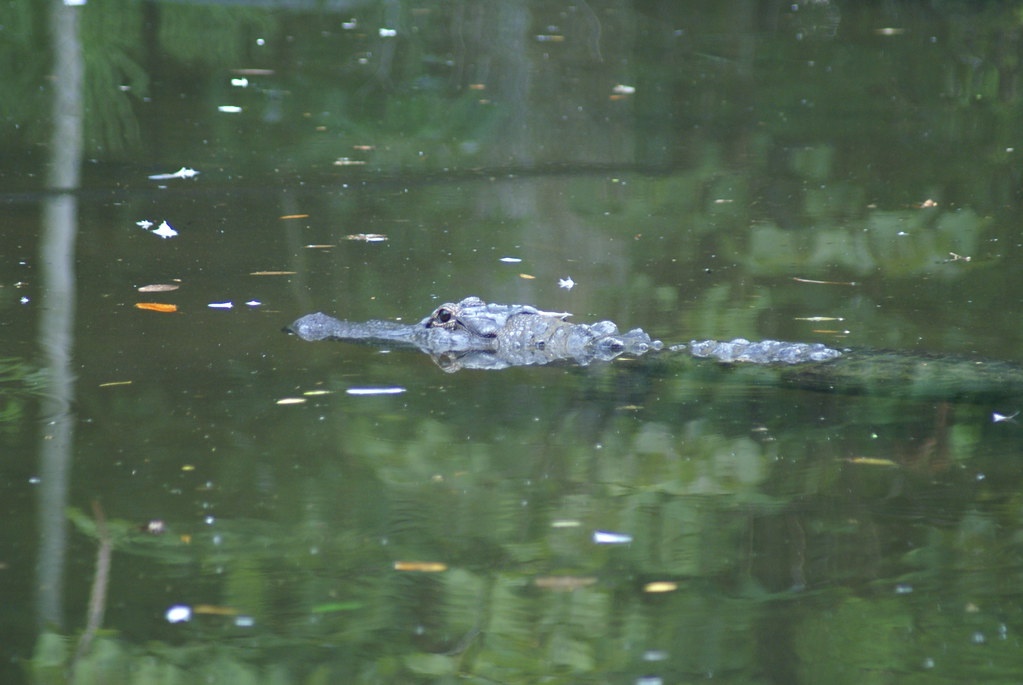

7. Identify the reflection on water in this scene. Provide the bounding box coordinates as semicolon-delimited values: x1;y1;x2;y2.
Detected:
5;1;1023;683
35;0;84;636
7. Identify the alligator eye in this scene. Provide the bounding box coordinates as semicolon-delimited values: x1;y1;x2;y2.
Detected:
434;308;453;324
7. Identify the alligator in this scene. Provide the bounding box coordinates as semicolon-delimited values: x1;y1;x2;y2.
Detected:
288;296;842;372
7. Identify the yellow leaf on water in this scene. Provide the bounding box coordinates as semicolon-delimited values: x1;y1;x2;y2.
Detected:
394;561;447;573
643;581;679;593
135;302;178;313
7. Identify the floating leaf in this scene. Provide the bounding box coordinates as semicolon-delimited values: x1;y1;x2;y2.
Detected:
393;561;447;572
148;167;200;180
843;457;899;468
152;221;178;239
593;530;632;544
193;604;238;616
346;387;406;396
534;575;597;591
135;303;178;313
165;605;192;623
343;234;387;242
138;284;179;293
793;277;859;286
643;581;678;593
276;398;307;405
279;214;309;220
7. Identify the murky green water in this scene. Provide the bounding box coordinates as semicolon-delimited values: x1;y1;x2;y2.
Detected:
5;1;1023;683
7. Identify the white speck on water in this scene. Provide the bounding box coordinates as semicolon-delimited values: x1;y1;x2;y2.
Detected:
346;387;407;396
165;605;192;623
593;530;633;545
152;221;178;239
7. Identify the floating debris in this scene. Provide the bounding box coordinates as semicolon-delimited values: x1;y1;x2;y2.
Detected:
346;387;407;396
245;300;262;307
534;575;598;591
208;302;233;309
843;457;899;468
344;233;388;242
643;581;678;593
152;221;178;239
499;257;522;263
135;302;178;313
231;68;274;76
136;219;154;229
250;271;296;276
593;530;633;545
218;105;242;114
558;276;575;290
276;397;307;405
793;277;858;286
138;284;180;293
393;561;447;572
148;167;200;180
165;605;192;623
993;411;1019;423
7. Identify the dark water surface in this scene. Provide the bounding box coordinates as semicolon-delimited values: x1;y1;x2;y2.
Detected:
5;1;1023;683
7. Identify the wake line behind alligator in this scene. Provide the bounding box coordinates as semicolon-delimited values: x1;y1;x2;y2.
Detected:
287;296;841;372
